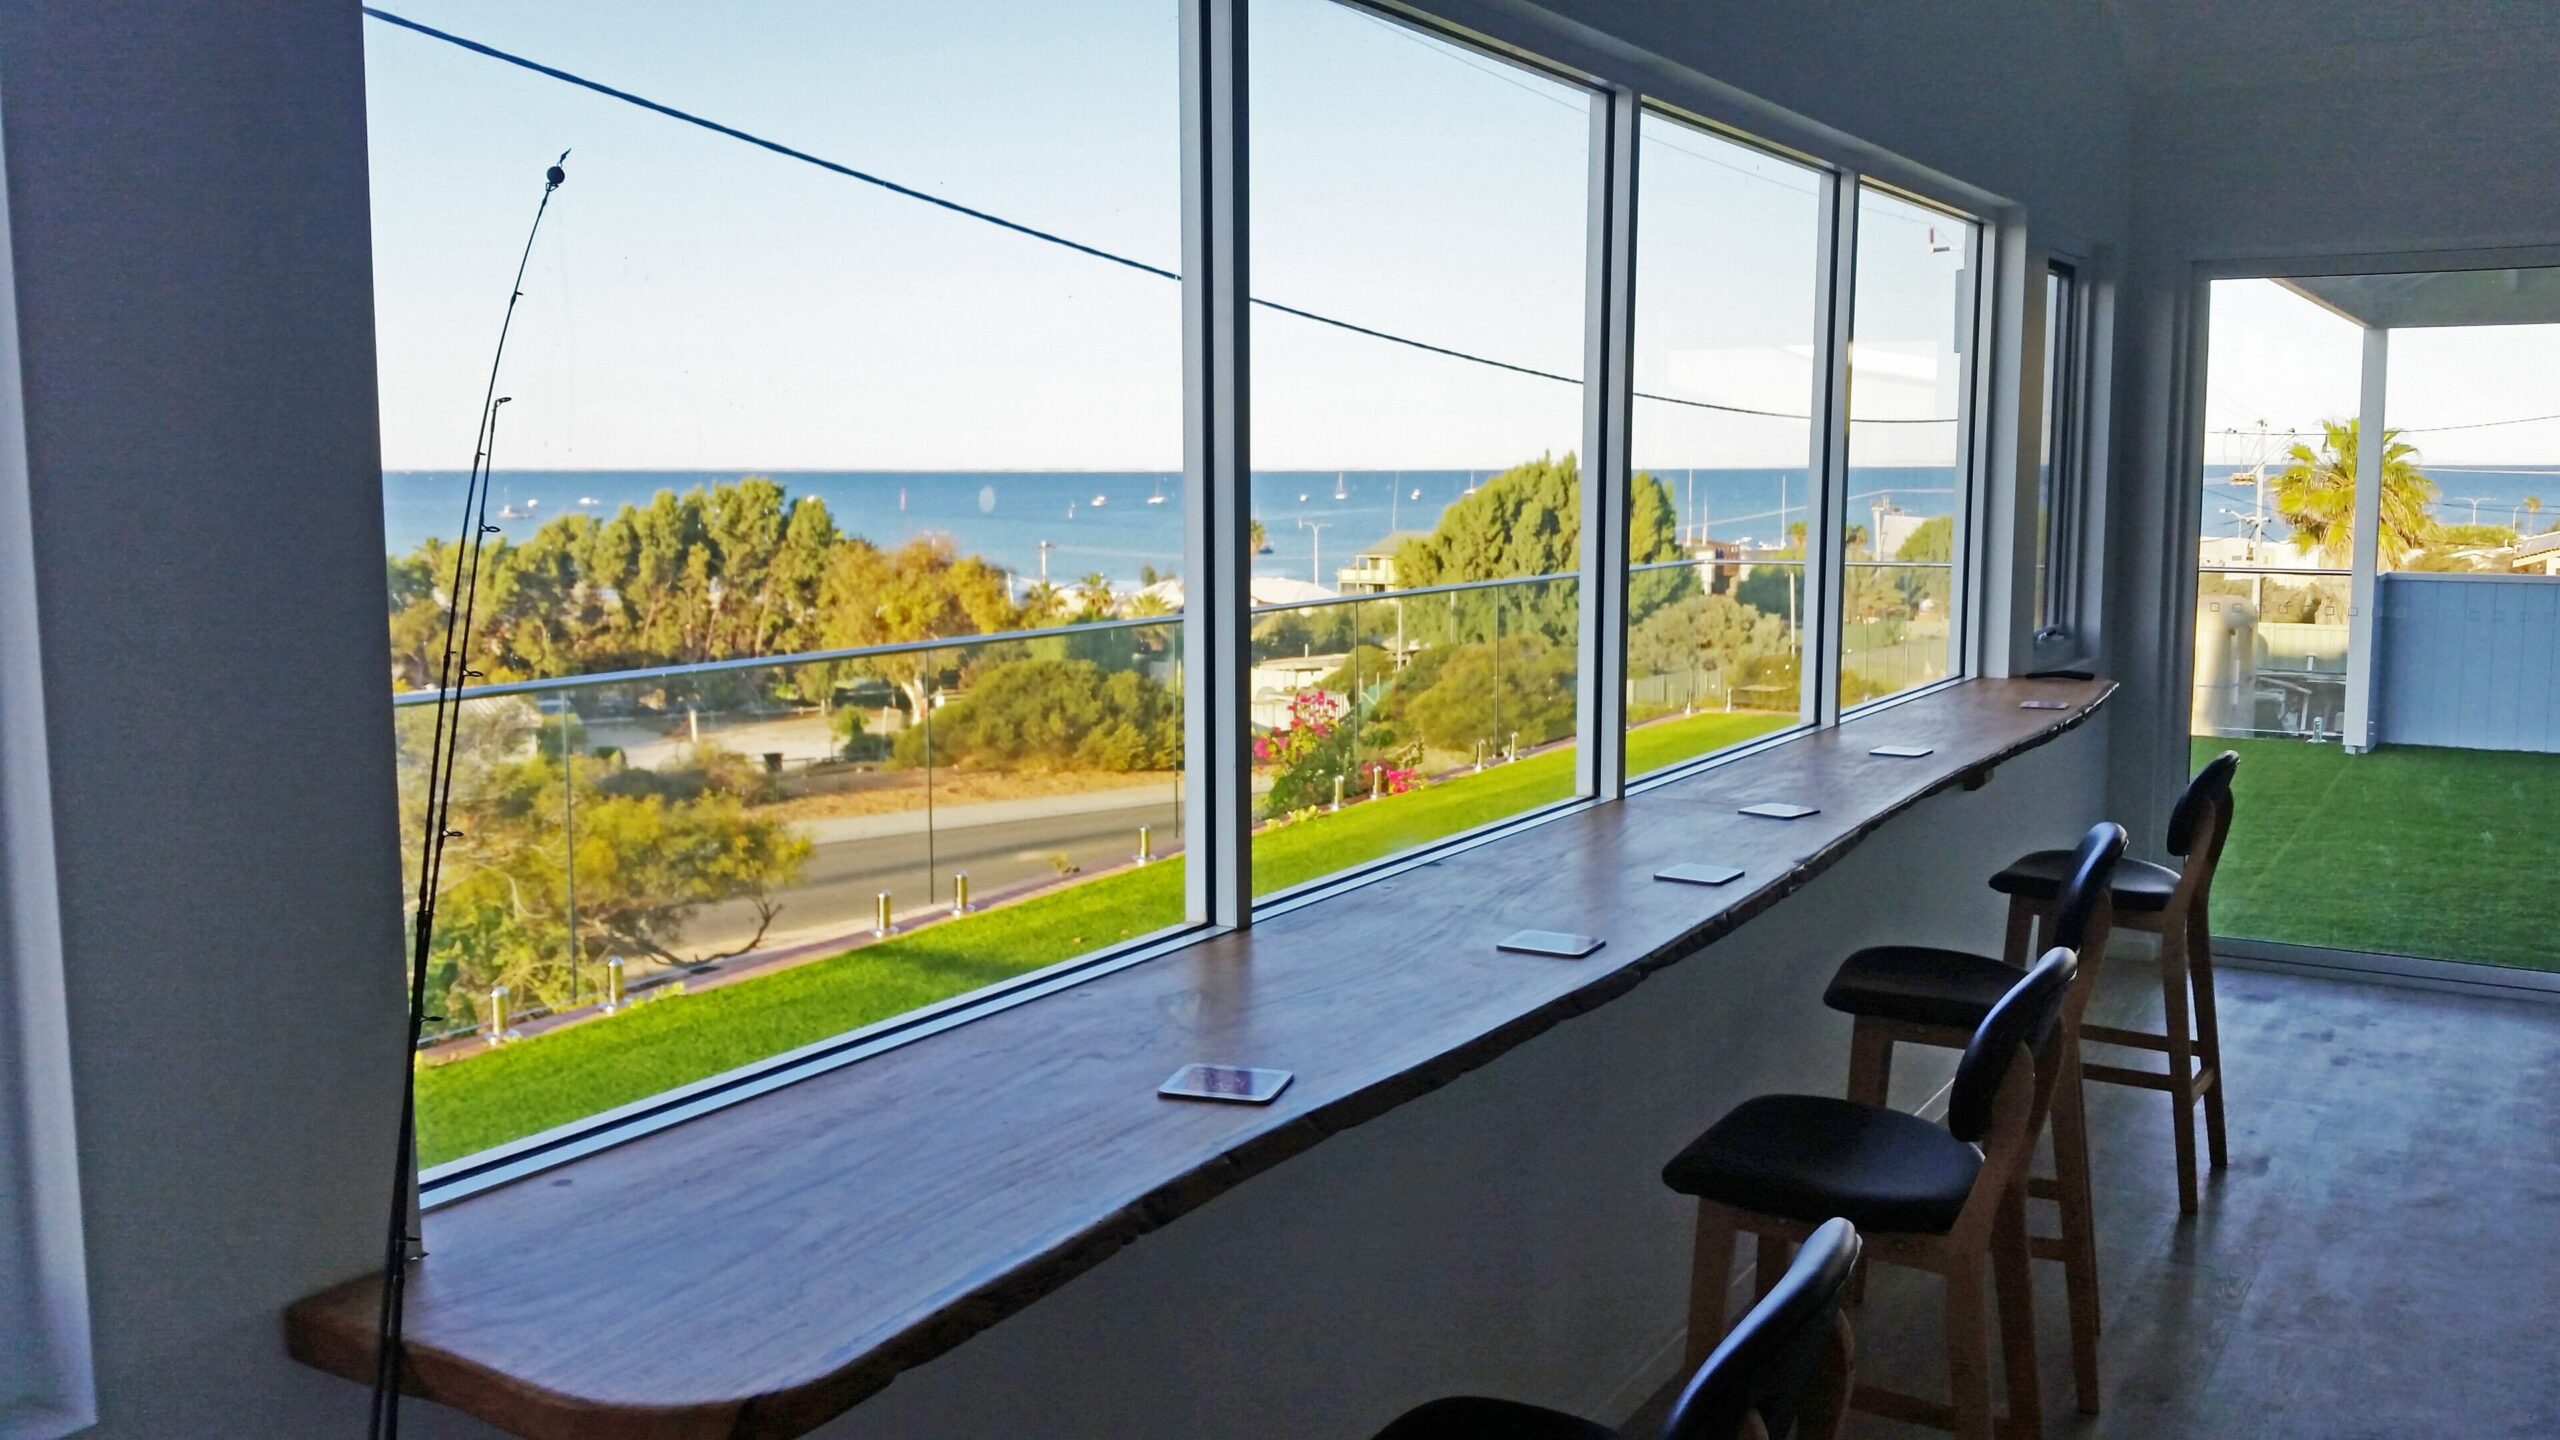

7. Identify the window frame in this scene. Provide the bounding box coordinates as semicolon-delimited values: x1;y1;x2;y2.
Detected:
384;0;2030;1207
2037;257;2087;641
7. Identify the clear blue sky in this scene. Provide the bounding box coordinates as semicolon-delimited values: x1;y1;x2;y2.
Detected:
365;0;1981;477
2205;279;2560;473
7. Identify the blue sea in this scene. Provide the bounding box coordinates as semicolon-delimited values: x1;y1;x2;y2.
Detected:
383;467;1966;586
2201;463;2560;545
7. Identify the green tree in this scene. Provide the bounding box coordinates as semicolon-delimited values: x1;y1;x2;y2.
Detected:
892;657;1180;772
1248;517;1269;554
816;534;1018;718
398;702;810;1022
1384;455;1687;647
2272;418;2440;566
1397;634;1576;754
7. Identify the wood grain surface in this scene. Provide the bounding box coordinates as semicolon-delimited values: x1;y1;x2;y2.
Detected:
287;677;2113;1440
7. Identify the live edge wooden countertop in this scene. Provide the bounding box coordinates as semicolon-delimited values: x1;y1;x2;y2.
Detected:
289;676;2112;1440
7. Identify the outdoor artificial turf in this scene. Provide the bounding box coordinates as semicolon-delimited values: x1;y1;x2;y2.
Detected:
2199;736;2560;973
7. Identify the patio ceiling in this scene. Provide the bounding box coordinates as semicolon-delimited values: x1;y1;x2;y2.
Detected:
2279;267;2560;330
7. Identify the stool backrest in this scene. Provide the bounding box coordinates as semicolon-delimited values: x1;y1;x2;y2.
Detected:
1660;1217;1861;1440
2047;820;2130;954
1945;948;2077;1144
2166;750;2241;859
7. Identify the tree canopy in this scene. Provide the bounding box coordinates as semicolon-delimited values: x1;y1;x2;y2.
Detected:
2272;419;2440;566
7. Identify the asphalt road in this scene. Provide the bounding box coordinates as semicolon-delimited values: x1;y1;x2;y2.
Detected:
680;796;1186;957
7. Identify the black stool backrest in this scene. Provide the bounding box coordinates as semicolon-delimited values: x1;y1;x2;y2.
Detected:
2047;820;2129;953
1945;948;2077;1144
1659;1217;1862;1440
2166;750;2241;857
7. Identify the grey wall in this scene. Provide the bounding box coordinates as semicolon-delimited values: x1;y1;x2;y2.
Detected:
0;3;409;1436
0;3;2128;1436
2103;6;2560;845
2377;575;2560;753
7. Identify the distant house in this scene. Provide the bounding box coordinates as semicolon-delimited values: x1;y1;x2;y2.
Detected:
2511;531;2560;576
1337;532;1432;594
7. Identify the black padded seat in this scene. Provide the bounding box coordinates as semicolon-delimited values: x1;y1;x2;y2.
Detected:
1989;848;2179;912
1663;1093;1981;1235
1370;1396;1619;1440
1823;944;2022;1030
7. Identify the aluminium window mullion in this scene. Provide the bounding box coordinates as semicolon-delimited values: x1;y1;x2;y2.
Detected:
1949;218;1991;679
1180;0;1252;928
1576;84;1639;803
1804;170;1858;729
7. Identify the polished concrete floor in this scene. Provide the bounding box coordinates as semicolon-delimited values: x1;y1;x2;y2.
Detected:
1658;960;2560;1439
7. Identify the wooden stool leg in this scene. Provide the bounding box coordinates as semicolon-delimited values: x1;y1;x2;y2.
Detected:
1942;1254;1996;1440
2189;901;2231;1172
2000;895;2037;968
2048;1034;2104;1410
1684;1202;1741;1370
1844;1021;1892;1304
1991;1181;2044;1440
1753;1233;1793;1304
2158;923;2202;1215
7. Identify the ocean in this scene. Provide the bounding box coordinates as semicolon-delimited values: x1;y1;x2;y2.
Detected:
2201;463;2560;547
383;466;1965;587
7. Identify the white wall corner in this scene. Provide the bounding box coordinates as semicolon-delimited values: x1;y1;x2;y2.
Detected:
0;76;98;1440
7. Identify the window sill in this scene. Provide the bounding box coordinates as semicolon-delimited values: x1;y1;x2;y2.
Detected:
287;676;2112;1440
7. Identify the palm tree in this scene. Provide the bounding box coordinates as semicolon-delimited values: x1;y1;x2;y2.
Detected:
1019;580;1064;625
2525;494;2547;533
1248;517;1269;554
2271;418;2439;566
1075;571;1117;617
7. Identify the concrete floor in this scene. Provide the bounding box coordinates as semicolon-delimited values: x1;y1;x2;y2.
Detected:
1650;959;2560;1439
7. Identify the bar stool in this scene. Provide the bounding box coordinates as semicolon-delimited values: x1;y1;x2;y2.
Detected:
1665;951;2077;1440
1815;821;2124;1416
1369;1217;1863;1440
1991;752;2239;1215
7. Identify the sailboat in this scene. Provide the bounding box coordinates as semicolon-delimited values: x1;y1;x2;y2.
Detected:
1333;472;1348;501
1146;477;1168;505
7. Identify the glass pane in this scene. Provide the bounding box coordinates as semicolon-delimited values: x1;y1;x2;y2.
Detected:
367;3;1187;1167
1248;0;1590;894
1623;112;1819;776
1841;186;1973;706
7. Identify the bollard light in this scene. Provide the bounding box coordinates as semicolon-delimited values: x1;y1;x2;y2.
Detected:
953;872;972;914
874;891;893;938
1137;825;1154;864
604;956;624;1012
1371;764;1383;800
1330;773;1345;812
488;985;509;1046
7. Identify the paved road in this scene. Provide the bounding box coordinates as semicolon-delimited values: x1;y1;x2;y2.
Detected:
681;794;1185;957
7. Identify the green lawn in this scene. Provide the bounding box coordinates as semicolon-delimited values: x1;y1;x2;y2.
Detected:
418;709;1792;1164
2201;737;2560;971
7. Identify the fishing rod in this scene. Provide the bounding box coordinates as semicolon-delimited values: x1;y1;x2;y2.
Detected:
370;150;568;1440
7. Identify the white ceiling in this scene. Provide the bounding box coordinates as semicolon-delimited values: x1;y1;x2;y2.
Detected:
2099;0;2560;90
2281;269;2560;330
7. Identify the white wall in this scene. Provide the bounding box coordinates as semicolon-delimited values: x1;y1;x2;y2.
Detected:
0;3;2127;1436
2102;9;2560;845
0;3;409;1436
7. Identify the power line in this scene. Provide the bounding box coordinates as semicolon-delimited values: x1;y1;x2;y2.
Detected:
364;7;1955;427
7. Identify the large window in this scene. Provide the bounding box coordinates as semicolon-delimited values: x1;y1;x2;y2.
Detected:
1247;0;1591;894
363;0;2013;1188
367;3;1187;1172
1622;112;1823;776
1841;185;1978;706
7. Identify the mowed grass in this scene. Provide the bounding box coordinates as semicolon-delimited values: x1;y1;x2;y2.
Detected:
418;709;1793;1164
2201;736;2560;971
